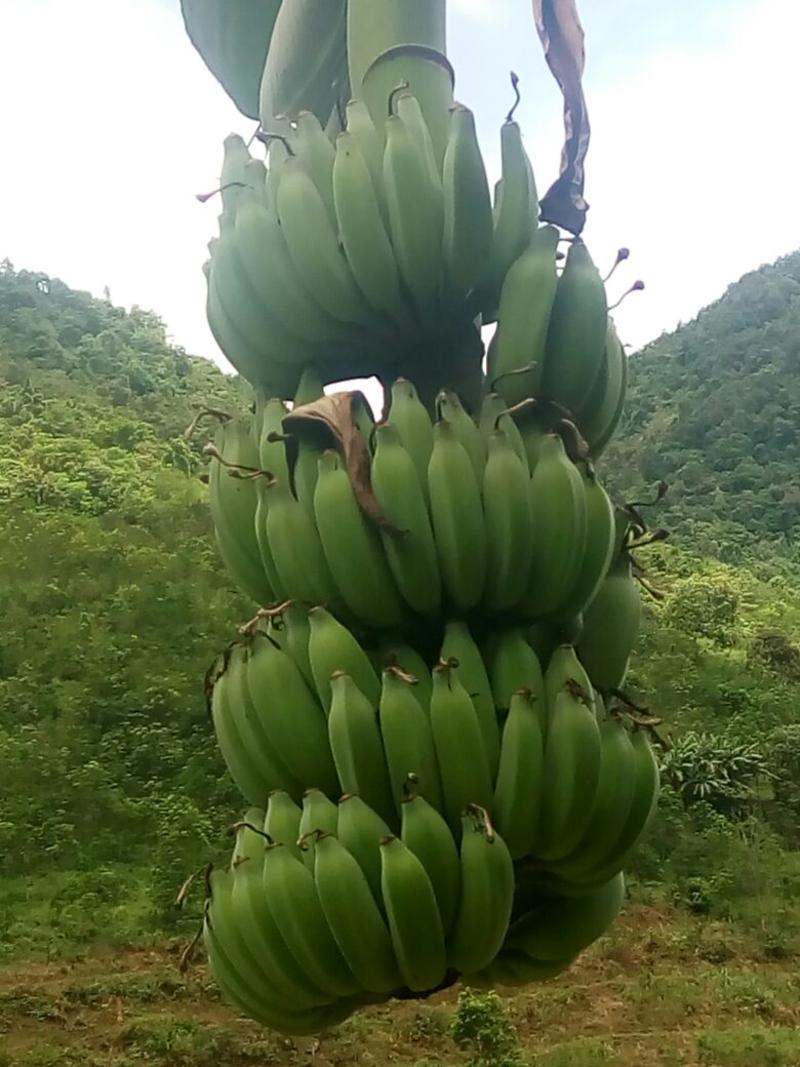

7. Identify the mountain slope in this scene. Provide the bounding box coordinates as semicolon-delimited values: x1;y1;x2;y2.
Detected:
604;251;800;564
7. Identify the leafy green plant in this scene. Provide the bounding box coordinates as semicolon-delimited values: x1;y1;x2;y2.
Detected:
451;988;523;1067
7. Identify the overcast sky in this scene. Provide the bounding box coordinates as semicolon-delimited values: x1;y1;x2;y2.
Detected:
2;0;799;378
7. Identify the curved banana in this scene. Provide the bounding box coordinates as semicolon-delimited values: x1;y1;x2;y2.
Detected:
554;466;615;622
337;793;392;906
256;396;291;483
264;477;343;609
344;98;388;225
507;872;625;962
290;110;337;222
582;317;627;458
493;689;545;860
265;790;303;860
487;225;560;406
383;112;443;324
474;949;575;989
299;788;339;870
447;809;514;975
313;450;406;628
400;792;461;936
328;672;397;827
245;632;339;796
577;547;642;694
478;119;538;318
543;644;595;720
374;640;433;714
308;606;380;714
379;835;447;992
436;390;485;484
262;842;360;999
370;423;442;616
314;833;402;994
387;379;434;504
210;650;273;806
542;238;609;417
521;433;587;619
487;628;545;722
442;105;493;302
333;131;409;324
253;478;288;601
483;427;535;613
440;621;500;777
553;717;637;881
533;683;602;863
479;393;528;465
428;420;487;612
429;662;494;834
280;602;314;689
276;156;371;325
379;666;443;817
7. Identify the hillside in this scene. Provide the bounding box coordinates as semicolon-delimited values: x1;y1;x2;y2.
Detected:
604;250;800;567
1;257;800;1064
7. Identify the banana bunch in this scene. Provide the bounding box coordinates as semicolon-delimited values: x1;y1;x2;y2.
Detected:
486;231;626;459
206;376;620;632
204;74;541;403
203;801;513;1035
208;605;659;880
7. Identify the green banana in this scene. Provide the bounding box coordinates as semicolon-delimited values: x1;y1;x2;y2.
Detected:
533;682;602;862
542;238;609;417
245;632;339;795
379;666;443;817
447;809;514;975
577;547;641;694
280;602;314;689
314;833;402;994
264;477;342;609
207;417;274;605
401;791;461;936
253;478;288;601
328;672;397;828
262;842;360;998
440;621;500;776
383;111;443;324
487;628;545;721
487;225;560;406
276;156;370;324
478;119;538;316
436;390;485;484
553;467;615;621
429;663;494;834
337;793;392;907
474;949;575;988
379;835;447;992
290;110;337;222
299;788;339;871
483;427;535;612
428;420;487;612
289;367;325;515
569;727;659;886
264;790;303;861
508;872;625;962
370;423;442;616
521;433;588;619
387;379;434;503
344;98;388;225
582;317;627;457
553;717;637;880
493;689;545;860
543;644;595;719
313;450;406;628
374;640;433;714
210;651;271;806
308;606;380;714
333;130;409;324
394;90;443;224
256;396;291;483
442;104;493;301
478;393;528;465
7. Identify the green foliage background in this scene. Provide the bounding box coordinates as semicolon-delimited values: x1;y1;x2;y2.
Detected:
1;253;799;960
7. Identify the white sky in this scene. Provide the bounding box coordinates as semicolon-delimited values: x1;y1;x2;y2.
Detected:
2;0;799;380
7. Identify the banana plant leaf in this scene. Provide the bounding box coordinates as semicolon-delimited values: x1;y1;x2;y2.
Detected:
259;0;348;130
180;0;282;119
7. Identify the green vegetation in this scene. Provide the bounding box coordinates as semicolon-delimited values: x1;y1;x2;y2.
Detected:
1;254;800;1062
